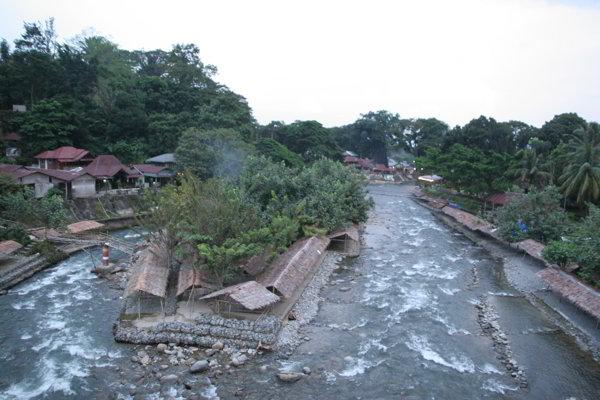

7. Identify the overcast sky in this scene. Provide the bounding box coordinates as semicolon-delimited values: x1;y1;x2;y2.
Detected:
1;0;599;128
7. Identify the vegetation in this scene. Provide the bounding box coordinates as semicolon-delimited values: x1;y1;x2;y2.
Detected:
492;187;568;243
543;204;600;284
29;240;66;264
0;187;68;228
138;158;372;287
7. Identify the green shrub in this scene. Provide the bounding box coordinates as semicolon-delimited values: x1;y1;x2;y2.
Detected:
542;240;578;269
29;241;67;264
0;224;31;245
493;186;568;243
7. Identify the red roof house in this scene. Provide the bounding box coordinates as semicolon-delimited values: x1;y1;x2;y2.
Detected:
34;146;93;170
83;155;140;179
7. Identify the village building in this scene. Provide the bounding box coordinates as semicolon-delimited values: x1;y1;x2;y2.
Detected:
83;155;142;191
34;146;94;170
1;132;22;158
10;167;96;198
132;164;176;187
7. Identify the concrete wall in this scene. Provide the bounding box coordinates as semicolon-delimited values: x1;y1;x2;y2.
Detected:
72;175;96;198
20;173;60;198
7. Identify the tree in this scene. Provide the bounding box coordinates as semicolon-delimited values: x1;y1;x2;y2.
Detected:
402;118;448;157
416;144;511;195
277;120;341;162
255;138;304;168
175;128;254;180
539;113;587;149
444;116;515;154
507;148;551;190
559;124;600;206
493;186;568;243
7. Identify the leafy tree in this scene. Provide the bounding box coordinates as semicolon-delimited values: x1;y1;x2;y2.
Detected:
559;124;600;206
401;118;448;157
444;116;515;154
255;138;304;168
492;186;568;243
542;240;578;269
277;120;341;162
416;144;511;195
39;193;67;228
539;113;587;149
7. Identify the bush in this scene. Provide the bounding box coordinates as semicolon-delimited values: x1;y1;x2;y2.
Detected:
542;240;578;269
493;186;568;243
29;241;67;264
0;223;31;245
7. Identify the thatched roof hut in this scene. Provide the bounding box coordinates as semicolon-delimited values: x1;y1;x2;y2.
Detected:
514;239;545;262
176;268;218;297
67;220;104;234
200;281;280;311
258;236;330;298
328;225;360;257
0;240;22;255
537;268;600;320
124;244;168;298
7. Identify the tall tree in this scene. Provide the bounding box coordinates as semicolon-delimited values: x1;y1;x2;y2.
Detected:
507;148;551;190
539;113;587;149
559;124;600;205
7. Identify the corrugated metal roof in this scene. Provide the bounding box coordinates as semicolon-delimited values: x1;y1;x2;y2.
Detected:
34;146;89;161
0;163;25;174
258;236;330;298
133;164;167;174
200;281;280;311
83;155;138;179
0;240;22;255
537;268;600;320
146;153;175;164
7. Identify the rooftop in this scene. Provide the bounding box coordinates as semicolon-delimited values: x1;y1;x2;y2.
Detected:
34;146;90;162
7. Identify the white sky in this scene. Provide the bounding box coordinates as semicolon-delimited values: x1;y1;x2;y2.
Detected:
1;0;599;128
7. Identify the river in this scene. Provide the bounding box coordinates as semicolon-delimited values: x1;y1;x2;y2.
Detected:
1;185;599;399
0;230;141;400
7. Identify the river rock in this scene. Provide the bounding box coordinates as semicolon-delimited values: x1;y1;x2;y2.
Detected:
277;372;304;382
212;341;224;350
190;360;210;373
205;348;218;356
160;374;178;383
157;343;168;353
302;367;311;375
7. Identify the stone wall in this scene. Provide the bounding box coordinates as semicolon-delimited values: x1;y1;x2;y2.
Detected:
114;314;281;349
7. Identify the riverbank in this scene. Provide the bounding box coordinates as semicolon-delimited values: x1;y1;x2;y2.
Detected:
412;188;600;362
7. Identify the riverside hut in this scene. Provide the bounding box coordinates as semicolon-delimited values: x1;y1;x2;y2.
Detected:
176;268;218;298
124;244;169;316
258;236;330;298
200;281;280;313
537;268;600;323
67;220;105;234
328;225;360;257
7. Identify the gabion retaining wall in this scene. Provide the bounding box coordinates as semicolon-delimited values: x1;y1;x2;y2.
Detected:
114;314;281;349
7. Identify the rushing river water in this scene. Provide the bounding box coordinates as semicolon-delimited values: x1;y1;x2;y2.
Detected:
0;230;141;400
215;184;600;400
1;186;600;400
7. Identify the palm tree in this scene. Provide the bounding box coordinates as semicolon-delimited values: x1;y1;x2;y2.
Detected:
559;126;600;206
508;149;551;190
